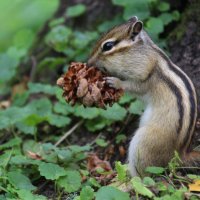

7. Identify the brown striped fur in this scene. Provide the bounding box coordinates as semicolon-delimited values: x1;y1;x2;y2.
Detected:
88;17;199;176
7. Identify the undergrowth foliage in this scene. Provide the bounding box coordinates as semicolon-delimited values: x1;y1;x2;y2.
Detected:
0;0;199;199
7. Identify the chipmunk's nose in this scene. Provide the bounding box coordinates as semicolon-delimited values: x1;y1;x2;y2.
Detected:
87;58;95;67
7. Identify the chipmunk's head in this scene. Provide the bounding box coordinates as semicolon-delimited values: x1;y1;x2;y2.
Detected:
88;17;152;80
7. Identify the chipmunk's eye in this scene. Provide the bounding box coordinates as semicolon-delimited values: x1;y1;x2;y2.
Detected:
102;41;116;52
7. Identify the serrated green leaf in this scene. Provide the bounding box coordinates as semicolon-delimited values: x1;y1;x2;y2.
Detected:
119;93;134;104
145;166;165;174
0;137;21;150
48;114;71;127
143;177;155;186
16;189;47;200
80;186;94;200
7;171;36;191
38;162;67;180
131;177;154;198
96;186;130;200
57;170;81;193
129;100;144;115
88;177;101;188
100;103;127;121
115;161;127;182
28;82;57;95
74;105;100;119
45;25;72;52
85;117;112;132
54;102;73;115
66;4;86;17
15;122;36;135
10;155;38;165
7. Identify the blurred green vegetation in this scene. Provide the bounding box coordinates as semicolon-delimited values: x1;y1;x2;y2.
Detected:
1;1;198;200
0;0;58;51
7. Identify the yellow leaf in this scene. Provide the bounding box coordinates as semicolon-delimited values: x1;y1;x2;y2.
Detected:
189;180;200;192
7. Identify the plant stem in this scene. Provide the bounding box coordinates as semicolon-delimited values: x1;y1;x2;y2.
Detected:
55;120;84;147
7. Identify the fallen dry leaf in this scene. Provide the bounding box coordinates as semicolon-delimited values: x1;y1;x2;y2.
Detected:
27;151;43;160
87;153;115;184
188;179;200;192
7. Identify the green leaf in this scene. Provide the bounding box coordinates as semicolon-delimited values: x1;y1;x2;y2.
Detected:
123;2;150;21
131;177;154;198
80;186;94;200
158;2;170;12
159;13;174;25
15;122;36;135
119;93;134;104
10;155;36;165
0;53;19;82
88;177;101;188
115;134;127;144
49;17;65;27
38;162;67;180
13;29;35;50
28;82;57;95
0;137;21;150
45;25;72;52
54;102;74;115
112;0;132;6
96;186;130;200
27;98;52;118
74;105;100;119
172;10;180;21
57;170;81;193
145;166;165;174
100;103;127;121
115;161;127;182
96;138;108;147
143;177;155;186
187;174;200;180
146;17;164;35
85;117;112;132
66;4;86;17
16;189;47;200
48;114;71;127
129;100;144;115
7;171;36;191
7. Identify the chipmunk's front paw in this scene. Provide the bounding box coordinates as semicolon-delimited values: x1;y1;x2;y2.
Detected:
104;77;123;89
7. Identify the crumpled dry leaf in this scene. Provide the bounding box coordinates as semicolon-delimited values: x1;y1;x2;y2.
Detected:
188;179;200;192
27;151;43;160
57;62;124;108
87;153;115;184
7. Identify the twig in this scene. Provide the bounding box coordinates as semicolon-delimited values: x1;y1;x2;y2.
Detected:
30;56;37;82
54;120;84;147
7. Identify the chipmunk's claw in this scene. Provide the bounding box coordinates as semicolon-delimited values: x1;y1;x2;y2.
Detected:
104;77;122;89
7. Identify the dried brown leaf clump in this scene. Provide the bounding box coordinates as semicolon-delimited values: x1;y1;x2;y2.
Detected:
57;62;123;108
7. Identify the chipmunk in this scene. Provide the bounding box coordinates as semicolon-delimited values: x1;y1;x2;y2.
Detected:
88;16;199;176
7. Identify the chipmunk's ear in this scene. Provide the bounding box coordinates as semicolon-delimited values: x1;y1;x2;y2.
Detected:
128;16;138;23
129;21;143;40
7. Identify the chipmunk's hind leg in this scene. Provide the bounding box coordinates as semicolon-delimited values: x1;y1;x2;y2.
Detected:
128;126;176;177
